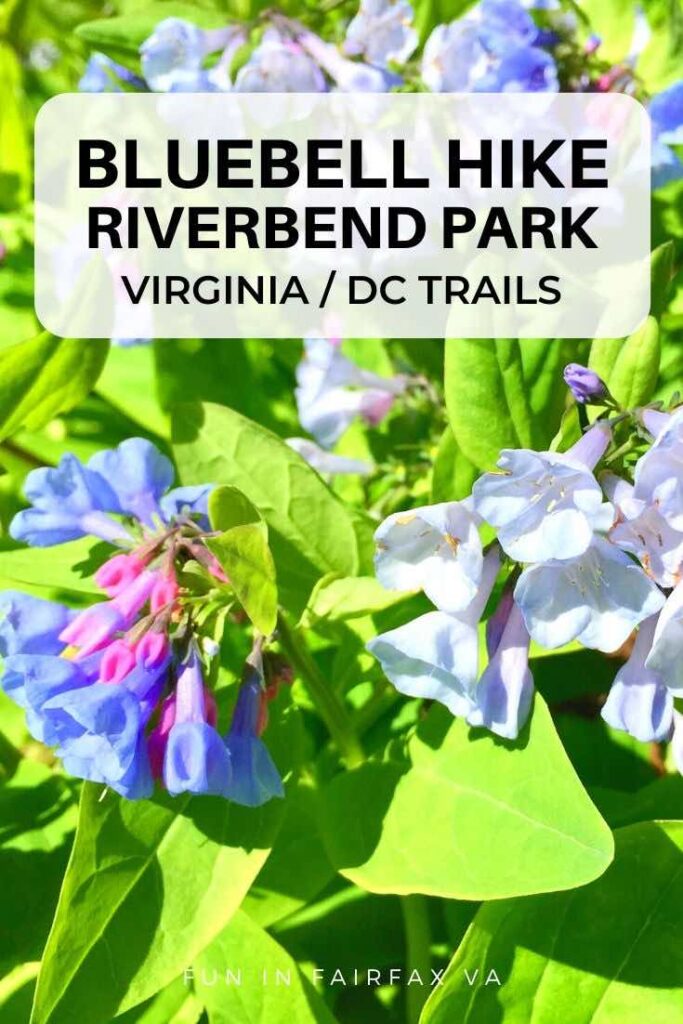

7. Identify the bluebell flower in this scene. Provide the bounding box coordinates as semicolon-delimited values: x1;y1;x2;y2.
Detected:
235;29;327;92
602;614;672;742
515;536;665;652
10;454;132;547
649;82;683;188
286;438;374;476
79;52;144;93
421;22;489;92
466;598;534;739
343;0;418;69
476;46;559;92
374;501;483;613
163;646;232;796
140;18;239;92
1;655;92;744
472;425;613;564
645;582;683;694
604;472;683;589
477;0;538;56
0;592;73;657
367;547;501;715
42;681;153;798
10;438;215;548
632;407;683;532
59;570;160;656
224;670;284;807
563;363;609;405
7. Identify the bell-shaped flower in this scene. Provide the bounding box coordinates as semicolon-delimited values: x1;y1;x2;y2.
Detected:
59;570;160;656
374;501;483;613
367;547;501;714
515;536;665;653
10;454;131;548
223;670;284;807
604;473;683;588
421;22;489;92
163;646;232;797
79;52;144;93
476;46;559;93
140;18;236;92
298;30;400;91
89;438;175;528
0;592;73;657
234;29;327;92
42;681;153;798
601;615;672;742
632;408;683;531
466;598;534;739
650;82;683;188
1;654;93;744
344;0;418;68
563;363;609;405
159;484;213;530
105;632;172;721
645;582;683;695
472;425;613;563
295;337;407;447
286;438;374;476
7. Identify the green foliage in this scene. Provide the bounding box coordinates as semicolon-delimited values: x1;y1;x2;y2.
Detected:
421;822;683;1024
319;700;613;900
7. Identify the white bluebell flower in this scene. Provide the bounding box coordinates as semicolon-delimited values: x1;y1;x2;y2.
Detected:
367;547;500;713
299;30;400;91
343;0;418;68
286;438;374;476
604;472;683;588
421;21;489;92
601;615;672;743
374;501;483;613
234;29;327;92
466;598;534;739
472;425;613;564
645;582;683;695
140;18;239;92
515;536;665;653
633;407;683;531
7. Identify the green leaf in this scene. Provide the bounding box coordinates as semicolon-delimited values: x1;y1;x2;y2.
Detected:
208;525;278;636
444;339;583;469
0;335;109;442
96;345;168;439
0;540;103;602
319;699;613;899
431;427;479;502
172;403;373;616
0;43;30;211
30;785;284;1024
420;822;683;1024
194;911;338;1024
589;316;660;408
650;241;676;318
208;485;261;532
75;3;227;61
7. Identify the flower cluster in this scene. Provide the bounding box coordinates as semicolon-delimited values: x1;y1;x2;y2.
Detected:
369;372;683;760
76;0;683;175
0;439;284;803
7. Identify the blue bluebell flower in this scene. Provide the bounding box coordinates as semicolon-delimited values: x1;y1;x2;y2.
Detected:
466;599;534;739
0;592;73;657
159;485;213;530
1;654;92;744
604;472;683;589
10;454;131;548
632;407;683;531
163;646;232;796
477;0;538;56
42;681;153;798
645;582;683;694
224;671;284;807
235;28;327;92
89;438;174;528
650;82;683;188
563;363;609;405
476;46;558;92
79;53;145;93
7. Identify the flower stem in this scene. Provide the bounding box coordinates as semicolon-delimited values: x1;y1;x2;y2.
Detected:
276;613;365;768
401;895;432;1024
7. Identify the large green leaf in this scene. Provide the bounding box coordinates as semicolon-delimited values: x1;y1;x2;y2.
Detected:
421;822;683;1024
194;910;338;1024
207;526;278;636
172;403;373;616
0;540;103;602
589;317;661;408
30;785;284;1024
319;699;613;899
0;335;109;442
444;339;581;469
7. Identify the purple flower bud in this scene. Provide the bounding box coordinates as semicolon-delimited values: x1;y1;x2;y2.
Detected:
563;363;609;404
